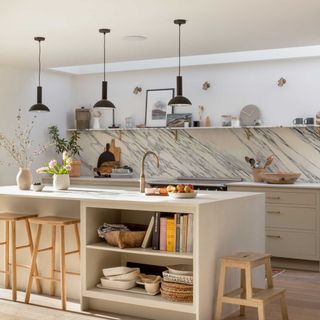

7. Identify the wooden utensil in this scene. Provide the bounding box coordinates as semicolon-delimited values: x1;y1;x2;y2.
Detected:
263;155;274;169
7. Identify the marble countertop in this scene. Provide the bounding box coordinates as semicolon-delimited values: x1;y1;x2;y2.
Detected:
227;181;320;189
0;185;261;207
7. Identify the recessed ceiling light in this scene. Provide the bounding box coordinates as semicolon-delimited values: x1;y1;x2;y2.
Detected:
123;35;147;41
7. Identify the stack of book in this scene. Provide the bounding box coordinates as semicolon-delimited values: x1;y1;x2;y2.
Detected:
141;212;193;253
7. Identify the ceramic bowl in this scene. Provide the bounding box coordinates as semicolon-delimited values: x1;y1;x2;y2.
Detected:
167;264;193;275
144;281;161;295
102;266;135;278
100;277;136;290
31;184;44;192
107;268;140;281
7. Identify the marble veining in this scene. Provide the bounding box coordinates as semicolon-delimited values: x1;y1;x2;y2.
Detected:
76;127;320;182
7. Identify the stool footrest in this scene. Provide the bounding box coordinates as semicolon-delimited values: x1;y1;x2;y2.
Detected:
54;269;80;276
65;250;80;256
33;275;60;282
0;241;6;246
9;263;31;269
38;246;53;253
16;244;31;250
0;270;10;274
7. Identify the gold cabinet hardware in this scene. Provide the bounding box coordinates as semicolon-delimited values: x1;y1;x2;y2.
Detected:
267;196;281;200
267;211;281;214
266;235;281;239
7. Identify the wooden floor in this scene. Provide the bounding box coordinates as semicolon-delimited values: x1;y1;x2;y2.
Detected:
0;270;319;320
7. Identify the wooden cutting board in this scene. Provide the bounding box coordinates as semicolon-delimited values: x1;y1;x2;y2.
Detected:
109;138;121;163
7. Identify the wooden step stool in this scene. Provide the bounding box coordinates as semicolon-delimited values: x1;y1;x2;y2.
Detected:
0;212;42;301
214;252;289;320
25;216;80;310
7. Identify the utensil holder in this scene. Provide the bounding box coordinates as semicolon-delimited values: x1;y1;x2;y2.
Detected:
251;168;265;182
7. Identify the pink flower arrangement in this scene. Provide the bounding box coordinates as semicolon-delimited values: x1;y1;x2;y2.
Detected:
37;152;72;175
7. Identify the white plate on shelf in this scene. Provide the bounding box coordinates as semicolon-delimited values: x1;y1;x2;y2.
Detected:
97;283;160;296
168;192;197;199
167;264;193;275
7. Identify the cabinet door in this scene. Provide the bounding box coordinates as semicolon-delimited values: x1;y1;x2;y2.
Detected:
265;191;316;206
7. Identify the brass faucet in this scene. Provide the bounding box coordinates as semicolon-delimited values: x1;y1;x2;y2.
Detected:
140;151;160;193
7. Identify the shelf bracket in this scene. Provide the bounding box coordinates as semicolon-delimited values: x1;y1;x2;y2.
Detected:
244;128;253;140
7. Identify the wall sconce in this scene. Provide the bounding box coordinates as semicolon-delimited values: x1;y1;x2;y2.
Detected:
277;77;287;87
202;81;211;91
133;86;142;94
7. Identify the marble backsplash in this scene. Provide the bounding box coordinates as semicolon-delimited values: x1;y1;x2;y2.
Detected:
76;127;320;182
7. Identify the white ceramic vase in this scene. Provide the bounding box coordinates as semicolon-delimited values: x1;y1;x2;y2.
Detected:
53;174;70;190
16;168;32;190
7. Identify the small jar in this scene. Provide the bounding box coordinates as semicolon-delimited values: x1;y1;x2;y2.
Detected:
221;115;232;127
231;116;240;127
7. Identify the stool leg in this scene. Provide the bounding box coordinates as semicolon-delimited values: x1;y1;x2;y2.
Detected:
50;225;56;296
60;225;67;310
25;224;42;304
265;257;273;289
245;264;253;299
280;293;289;320
24;219;42;294
257;302;265;320
11;221;17;301
214;261;226;320
4;221;10;289
74;224;80;258
240;268;246;316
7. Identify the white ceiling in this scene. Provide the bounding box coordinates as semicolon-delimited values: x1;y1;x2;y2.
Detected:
1;0;320;69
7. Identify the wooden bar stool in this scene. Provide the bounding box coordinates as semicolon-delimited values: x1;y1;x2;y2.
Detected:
0;212;42;301
25;216;80;310
214;252;289;320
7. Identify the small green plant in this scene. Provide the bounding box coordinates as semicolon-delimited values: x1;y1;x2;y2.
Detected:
48;126;82;158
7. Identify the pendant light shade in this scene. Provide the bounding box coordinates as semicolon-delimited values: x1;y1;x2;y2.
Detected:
94;29;115;109
29;37;50;112
168;19;192;107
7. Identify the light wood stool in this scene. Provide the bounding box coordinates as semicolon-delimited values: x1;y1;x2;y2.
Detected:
214;252;289;320
0;212;42;301
25;216;80;310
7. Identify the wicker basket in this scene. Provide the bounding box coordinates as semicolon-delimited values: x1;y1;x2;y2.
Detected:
160;281;193;303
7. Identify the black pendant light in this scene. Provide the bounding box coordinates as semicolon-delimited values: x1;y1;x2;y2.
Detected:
93;29;115;109
29;37;50;112
168;19;192;107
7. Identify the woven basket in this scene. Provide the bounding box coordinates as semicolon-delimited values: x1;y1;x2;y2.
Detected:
160;289;193;303
160;281;193;303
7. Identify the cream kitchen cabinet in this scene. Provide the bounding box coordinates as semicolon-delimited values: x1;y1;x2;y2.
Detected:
228;183;320;262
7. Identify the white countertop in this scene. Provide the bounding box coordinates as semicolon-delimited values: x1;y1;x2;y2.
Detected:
0;185;261;207
228;181;320;189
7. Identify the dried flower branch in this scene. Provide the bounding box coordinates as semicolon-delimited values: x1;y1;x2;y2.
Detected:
0;109;51;168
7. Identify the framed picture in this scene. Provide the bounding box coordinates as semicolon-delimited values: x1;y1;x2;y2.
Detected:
167;113;192;127
145;88;175;127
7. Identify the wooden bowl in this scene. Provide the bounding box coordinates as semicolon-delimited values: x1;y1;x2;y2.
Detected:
261;172;301;184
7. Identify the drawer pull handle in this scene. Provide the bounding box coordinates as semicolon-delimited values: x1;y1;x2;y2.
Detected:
267;211;281;214
266;235;281;239
267;196;281;200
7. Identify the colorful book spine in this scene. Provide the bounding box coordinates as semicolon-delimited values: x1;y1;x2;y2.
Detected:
152;211;161;250
159;217;167;251
182;214;189;253
187;214;193;253
166;218;175;252
175;213;181;252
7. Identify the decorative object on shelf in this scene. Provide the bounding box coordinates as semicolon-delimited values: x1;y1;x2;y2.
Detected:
202;81;211;91
204;116;211;127
198;105;204;126
108;109;120;128
277;77;287;87
145;88;174;127
94;139;120;176
221;115;232;127
167;113;192;127
48;125;82;177
125;116;135;128
93;28;116;110
304;117;314;125
0;109;50;190
91;109;102;129
133;86;142;95
168;19;192;107
30;182;44;192
29;37;50;112
240;104;261;126
75;107;91;129
231;116;240;127
36;152;72;190
293;117;303;125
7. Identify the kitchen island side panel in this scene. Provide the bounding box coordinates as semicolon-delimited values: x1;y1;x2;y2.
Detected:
196;193;265;320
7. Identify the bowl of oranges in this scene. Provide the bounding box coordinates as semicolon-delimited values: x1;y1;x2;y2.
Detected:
166;184;197;199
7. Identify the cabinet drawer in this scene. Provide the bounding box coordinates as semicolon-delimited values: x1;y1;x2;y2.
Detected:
266;229;318;260
265;191;316;206
266;205;317;231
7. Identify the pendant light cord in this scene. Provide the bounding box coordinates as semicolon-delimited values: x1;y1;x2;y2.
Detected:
178;23;181;76
103;32;106;81
38;40;41;86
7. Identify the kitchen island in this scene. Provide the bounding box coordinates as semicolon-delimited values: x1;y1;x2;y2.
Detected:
0;186;265;320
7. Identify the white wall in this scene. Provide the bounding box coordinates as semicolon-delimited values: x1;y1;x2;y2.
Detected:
0;65;74;185
73;57;320;127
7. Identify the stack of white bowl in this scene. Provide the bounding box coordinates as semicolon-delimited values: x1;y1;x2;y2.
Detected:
100;266;140;290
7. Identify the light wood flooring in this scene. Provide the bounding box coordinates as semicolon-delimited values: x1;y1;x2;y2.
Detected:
0;270;319;320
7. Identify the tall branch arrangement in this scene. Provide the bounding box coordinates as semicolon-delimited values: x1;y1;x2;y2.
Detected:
0;109;50;168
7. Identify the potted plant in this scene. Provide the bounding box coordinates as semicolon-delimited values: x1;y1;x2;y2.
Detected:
36;152;72;190
48;126;82;177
